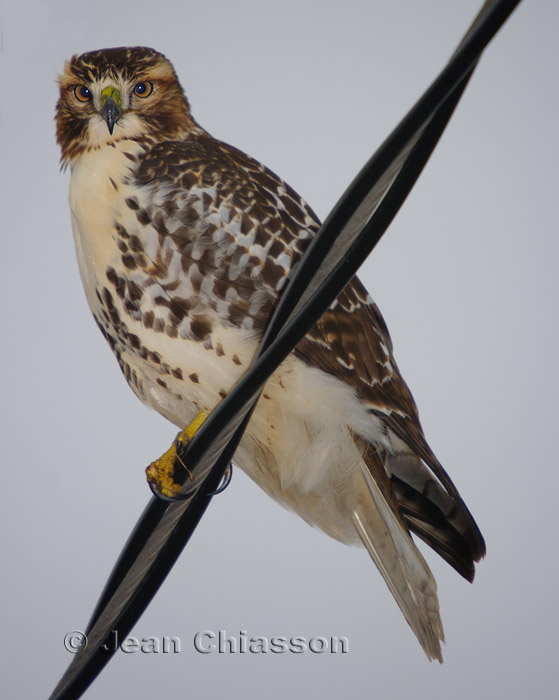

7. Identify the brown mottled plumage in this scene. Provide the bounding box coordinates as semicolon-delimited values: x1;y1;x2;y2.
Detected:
56;46;485;661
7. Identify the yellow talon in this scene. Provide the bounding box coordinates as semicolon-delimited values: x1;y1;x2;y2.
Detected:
183;409;207;441
146;410;208;498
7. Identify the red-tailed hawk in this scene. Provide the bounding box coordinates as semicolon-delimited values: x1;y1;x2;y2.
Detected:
56;46;485;661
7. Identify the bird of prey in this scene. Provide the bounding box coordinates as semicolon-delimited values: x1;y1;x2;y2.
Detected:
55;46;485;662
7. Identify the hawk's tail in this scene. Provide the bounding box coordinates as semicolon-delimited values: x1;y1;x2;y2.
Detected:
385;451;485;582
352;452;445;661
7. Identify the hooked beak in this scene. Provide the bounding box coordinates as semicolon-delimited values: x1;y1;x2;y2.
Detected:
100;87;122;135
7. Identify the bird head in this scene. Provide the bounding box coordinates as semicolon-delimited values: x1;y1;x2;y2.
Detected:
55;46;196;165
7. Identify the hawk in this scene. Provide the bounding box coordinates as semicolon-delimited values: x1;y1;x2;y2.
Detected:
55;46;485;661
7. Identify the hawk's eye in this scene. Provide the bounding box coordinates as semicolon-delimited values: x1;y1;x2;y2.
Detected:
133;81;153;98
74;85;92;102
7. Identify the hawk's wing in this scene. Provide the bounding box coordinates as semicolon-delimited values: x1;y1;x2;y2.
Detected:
296;281;486;579
134;132;321;335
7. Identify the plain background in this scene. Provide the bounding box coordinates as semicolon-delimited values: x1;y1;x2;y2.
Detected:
1;1;557;698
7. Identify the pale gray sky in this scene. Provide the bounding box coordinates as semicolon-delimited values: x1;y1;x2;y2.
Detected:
1;1;557;698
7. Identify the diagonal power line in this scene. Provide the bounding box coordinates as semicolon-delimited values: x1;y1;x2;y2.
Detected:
48;2;522;697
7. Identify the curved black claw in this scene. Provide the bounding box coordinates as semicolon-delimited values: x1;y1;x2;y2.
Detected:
208;464;233;496
148;479;194;502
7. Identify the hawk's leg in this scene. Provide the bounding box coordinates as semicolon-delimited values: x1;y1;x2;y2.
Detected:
146;410;207;498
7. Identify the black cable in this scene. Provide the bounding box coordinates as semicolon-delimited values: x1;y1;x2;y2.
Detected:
48;2;522;697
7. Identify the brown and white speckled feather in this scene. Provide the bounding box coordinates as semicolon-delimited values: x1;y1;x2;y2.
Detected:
56;46;485;662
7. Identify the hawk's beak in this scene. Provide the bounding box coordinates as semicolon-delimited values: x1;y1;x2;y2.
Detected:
100;87;122;135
